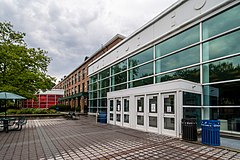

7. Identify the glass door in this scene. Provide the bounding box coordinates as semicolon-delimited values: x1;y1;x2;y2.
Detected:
109;99;115;124
116;98;122;126
123;97;130;127
162;93;176;136
136;96;145;130
147;95;158;133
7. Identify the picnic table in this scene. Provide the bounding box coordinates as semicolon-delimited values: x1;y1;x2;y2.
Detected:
0;117;27;132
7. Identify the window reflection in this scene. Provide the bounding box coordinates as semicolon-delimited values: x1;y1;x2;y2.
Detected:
203;4;240;40
129;77;154;88
111;71;127;85
156;45;200;73
156;66;200;83
203;55;240;83
156;25;199;57
129;47;153;68
203;81;240;106
203;30;240;61
129;62;153;81
99;68;110;80
183;92;201;106
210;108;240;132
112;83;127;91
111;60;127;75
110;100;114;111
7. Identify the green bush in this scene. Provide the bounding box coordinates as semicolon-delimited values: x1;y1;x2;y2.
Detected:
49;104;71;111
6;108;57;114
6;109;18;114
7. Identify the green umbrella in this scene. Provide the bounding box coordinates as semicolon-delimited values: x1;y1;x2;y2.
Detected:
0;92;26;117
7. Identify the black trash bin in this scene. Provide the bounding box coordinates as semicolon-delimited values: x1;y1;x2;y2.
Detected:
182;118;197;141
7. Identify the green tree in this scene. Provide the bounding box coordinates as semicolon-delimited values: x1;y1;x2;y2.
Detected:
0;22;55;98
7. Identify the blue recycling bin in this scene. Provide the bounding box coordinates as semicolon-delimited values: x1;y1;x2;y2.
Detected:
201;120;220;146
98;112;107;123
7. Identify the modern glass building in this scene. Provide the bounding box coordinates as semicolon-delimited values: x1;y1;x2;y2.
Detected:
88;0;240;137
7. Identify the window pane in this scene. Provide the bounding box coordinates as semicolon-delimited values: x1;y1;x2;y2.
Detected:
100;88;109;98
116;99;121;111
203;4;240;39
124;99;129;112
204;81;240;106
110;113;113;120
164;95;174;114
210;108;240;132
99;68;110;80
149;96;157;113
129;47;153;68
156;25;199;57
156;66;200;83
156;45;200;73
149;116;157;128
99;98;107;107
203;55;240;83
183;92;201;106
129;77;154;88
129;62;153;81
112;83;127;91
93;91;97;99
111;71;127;85
183;108;202;128
110;100;113;111
100;78;109;88
164;118;175;130
124;114;129;123
91;82;98;91
90;75;98;83
137;115;144;125
116;114;121;122
111;60;127;75
203;30;240;61
137;97;144;112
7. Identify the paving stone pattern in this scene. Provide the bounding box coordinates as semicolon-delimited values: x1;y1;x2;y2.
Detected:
0;116;239;160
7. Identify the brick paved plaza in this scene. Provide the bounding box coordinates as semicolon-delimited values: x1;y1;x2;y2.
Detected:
0;116;239;160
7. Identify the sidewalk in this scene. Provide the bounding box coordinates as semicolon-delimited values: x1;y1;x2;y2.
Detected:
0;116;239;160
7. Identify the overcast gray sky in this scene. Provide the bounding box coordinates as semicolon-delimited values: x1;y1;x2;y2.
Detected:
0;0;177;82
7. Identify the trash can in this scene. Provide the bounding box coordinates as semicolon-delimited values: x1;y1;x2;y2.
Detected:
181;118;197;141
98;112;107;123
201;120;220;146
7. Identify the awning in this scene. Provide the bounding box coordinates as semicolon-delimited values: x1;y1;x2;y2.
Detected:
58;92;88;101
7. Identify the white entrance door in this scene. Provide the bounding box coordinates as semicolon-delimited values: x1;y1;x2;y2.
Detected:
162;93;177;137
147;95;158;133
123;97;130;127
136;96;145;130
109;99;115;125
116;98;122;126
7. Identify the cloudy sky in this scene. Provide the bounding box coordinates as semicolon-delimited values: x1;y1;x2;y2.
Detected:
0;0;177;82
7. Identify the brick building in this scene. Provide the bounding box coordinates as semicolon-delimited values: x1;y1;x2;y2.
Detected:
53;34;125;113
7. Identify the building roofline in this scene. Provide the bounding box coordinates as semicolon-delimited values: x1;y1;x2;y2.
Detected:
88;0;183;67
57;34;125;84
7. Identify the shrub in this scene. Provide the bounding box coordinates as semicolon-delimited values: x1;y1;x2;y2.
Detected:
49;104;71;111
6;108;57;114
6;109;18;114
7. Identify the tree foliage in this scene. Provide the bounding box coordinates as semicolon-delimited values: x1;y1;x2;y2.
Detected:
0;22;55;98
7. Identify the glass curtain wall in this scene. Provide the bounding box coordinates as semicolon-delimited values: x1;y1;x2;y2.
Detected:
202;4;240;133
89;3;240;131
